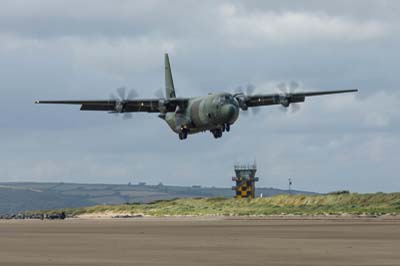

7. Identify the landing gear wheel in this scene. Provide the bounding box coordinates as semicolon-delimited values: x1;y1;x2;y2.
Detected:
225;124;230;132
178;130;188;140
212;129;223;139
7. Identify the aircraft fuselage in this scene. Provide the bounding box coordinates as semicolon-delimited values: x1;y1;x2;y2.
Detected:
163;92;239;139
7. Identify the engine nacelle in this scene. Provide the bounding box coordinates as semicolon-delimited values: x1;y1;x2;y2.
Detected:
114;101;124;113
158;99;169;113
279;96;290;107
279;95;305;107
234;94;248;110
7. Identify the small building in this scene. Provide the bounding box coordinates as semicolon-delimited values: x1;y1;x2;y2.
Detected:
232;163;259;198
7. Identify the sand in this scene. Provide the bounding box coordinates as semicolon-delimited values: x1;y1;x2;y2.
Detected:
0;216;399;266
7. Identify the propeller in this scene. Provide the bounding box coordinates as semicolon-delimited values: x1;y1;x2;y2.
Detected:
277;81;301;113
115;86;138;101
234;84;260;115
234;84;256;96
110;87;138;120
154;88;175;114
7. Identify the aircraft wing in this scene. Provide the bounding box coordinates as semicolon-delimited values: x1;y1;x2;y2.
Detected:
241;89;358;108
35;98;189;113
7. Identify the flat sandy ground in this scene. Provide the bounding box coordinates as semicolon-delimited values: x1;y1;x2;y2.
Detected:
0;216;399;266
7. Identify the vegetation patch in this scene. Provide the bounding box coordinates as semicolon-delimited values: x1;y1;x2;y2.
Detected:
41;193;400;217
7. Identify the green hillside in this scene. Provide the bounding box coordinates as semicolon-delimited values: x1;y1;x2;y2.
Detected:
61;193;400;216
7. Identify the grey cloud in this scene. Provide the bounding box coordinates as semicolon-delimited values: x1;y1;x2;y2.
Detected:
0;0;217;38
234;0;400;21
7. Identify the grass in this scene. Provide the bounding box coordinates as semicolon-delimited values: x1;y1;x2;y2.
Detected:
44;193;400;217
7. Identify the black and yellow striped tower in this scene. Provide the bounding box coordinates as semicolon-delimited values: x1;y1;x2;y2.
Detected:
232;163;259;198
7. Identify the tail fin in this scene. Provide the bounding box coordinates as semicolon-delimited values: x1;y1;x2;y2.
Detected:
165;53;176;99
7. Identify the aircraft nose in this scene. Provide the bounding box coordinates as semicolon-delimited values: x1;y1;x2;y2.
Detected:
221;104;238;122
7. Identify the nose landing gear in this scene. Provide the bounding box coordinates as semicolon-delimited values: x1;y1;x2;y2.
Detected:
178;128;189;140
178;131;188;140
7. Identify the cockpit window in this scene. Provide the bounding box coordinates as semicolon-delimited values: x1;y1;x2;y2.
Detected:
223;95;233;102
216;94;233;104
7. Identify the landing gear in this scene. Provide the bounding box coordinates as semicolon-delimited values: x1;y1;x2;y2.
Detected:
211;124;231;139
225;123;230;132
178;129;188;140
222;124;230;132
211;128;223;139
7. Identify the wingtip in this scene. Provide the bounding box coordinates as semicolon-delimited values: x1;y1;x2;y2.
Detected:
34;100;40;104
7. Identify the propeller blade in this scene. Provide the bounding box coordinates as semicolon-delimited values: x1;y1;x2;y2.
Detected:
279;105;288;113
289;81;299;91
234;86;244;94
123;113;133;120
252;107;261;115
127;89;138;100
110;93;118;101
117;87;126;100
277;82;287;93
246;84;256;95
290;103;301;113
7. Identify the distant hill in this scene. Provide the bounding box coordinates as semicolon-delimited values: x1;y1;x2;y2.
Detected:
0;182;317;214
0;186;94;215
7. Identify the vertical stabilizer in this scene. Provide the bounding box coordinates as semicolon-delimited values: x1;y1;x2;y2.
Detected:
165;53;176;98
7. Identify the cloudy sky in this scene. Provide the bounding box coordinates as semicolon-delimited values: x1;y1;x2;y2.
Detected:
0;0;399;192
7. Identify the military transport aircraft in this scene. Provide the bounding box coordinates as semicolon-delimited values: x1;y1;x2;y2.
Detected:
36;54;358;140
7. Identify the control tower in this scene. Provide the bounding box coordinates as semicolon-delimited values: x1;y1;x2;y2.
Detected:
232;163;259;198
